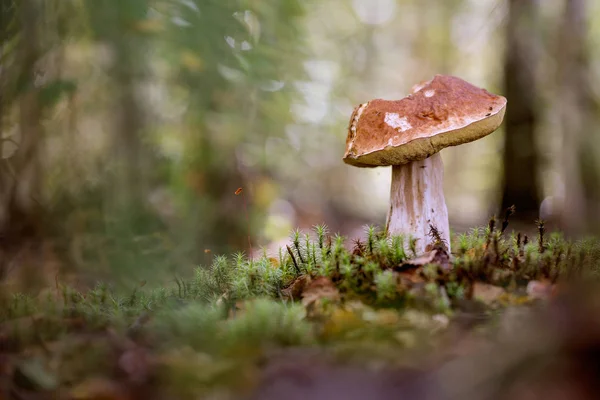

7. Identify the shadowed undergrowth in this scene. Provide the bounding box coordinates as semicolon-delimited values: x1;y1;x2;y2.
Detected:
1;217;600;399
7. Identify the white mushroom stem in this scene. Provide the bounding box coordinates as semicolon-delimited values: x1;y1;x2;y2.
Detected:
385;152;451;254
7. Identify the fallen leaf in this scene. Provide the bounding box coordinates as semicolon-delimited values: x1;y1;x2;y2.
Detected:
401;252;437;267
281;275;310;300
400;248;450;271
301;277;340;308
397;269;425;285
472;282;506;305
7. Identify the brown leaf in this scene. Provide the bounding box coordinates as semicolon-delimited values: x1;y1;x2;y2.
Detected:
301;277;340;308
397;269;426;285
472;282;506;305
400;248;450;271
281;275;310;300
404;251;437;267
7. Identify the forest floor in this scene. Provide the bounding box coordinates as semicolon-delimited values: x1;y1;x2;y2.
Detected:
2;218;600;400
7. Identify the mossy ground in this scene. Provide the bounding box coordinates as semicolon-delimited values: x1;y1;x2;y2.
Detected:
1;217;600;399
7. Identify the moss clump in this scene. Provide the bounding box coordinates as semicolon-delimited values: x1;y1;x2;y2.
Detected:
1;219;599;399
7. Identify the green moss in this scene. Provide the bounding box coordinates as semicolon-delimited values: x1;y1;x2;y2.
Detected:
1;221;600;398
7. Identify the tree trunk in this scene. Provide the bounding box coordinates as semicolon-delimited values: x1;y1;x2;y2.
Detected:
0;0;45;287
556;0;598;235
110;25;147;213
500;0;541;223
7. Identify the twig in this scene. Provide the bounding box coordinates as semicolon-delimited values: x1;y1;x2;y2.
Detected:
501;205;516;234
286;245;300;274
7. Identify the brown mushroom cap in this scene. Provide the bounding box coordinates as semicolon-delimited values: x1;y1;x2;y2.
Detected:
343;75;507;167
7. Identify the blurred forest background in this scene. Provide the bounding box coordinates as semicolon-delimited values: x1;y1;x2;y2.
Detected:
1;0;599;290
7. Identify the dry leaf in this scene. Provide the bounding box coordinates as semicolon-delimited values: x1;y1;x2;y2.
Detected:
301;277;340;308
472;282;506;305
281;275;310;300
400;248;450;271
397;269;426;285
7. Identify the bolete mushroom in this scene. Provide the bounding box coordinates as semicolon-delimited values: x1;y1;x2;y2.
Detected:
344;75;507;254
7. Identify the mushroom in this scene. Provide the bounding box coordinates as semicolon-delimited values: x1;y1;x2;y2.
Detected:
344;75;507;254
